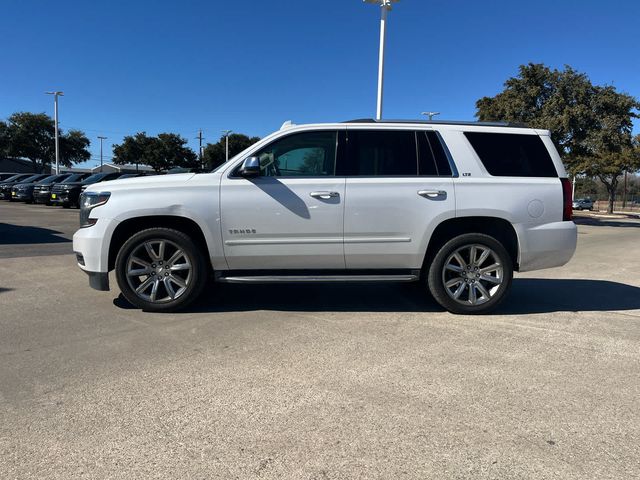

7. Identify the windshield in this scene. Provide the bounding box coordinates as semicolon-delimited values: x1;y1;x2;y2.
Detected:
18;174;45;184
82;173;107;184
2;174;28;183
38;175;65;185
61;174;86;183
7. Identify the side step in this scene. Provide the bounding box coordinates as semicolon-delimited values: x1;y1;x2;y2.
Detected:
217;274;420;284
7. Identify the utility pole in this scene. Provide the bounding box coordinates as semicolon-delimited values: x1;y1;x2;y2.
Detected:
623;171;628;209
364;0;399;120
196;129;204;169
97;136;107;173
221;130;232;162
421;111;440;121
45;91;64;174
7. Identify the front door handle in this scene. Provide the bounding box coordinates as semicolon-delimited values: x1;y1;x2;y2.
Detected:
418;189;447;199
310;191;340;199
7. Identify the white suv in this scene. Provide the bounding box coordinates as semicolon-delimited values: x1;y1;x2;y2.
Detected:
73;120;577;314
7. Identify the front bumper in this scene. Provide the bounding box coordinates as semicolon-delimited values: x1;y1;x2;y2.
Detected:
33;191;51;203
73;218;119;291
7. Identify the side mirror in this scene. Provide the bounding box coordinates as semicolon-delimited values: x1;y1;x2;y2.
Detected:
240;157;261;177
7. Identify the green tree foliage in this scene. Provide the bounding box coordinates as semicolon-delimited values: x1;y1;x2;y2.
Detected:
1;112;90;172
203;133;261;170
476;63;640;213
113;132;198;173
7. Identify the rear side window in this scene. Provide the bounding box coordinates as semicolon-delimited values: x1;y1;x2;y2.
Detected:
417;131;453;176
464;132;557;177
342;130;417;176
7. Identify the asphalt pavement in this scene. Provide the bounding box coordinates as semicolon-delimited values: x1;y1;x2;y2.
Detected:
1;202;639;479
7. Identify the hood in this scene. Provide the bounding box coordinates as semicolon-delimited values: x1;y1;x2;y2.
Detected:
85;173;197;193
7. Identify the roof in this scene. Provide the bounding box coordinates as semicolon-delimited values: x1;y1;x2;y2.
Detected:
343;118;529;128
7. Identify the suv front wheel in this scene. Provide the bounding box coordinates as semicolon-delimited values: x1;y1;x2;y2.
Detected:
115;228;207;312
427;233;513;314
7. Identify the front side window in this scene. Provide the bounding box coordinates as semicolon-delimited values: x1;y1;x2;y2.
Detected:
252;131;337;177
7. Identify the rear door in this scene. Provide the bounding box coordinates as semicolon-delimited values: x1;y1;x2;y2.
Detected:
342;128;456;269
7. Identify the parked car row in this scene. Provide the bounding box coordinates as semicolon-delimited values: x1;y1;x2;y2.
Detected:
0;171;147;207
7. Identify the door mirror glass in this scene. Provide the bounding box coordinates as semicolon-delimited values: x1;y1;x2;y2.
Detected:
240;157;261;177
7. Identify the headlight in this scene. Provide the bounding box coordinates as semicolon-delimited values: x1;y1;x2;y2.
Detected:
79;192;110;228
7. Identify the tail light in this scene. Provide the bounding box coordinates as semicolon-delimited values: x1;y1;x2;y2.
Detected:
560;178;572;221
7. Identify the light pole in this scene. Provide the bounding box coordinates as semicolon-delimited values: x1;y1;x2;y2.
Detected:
364;0;399;120
221;130;232;162
45;91;64;174
421;111;440;121
97;136;107;172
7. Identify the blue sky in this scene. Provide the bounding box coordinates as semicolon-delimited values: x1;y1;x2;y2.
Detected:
1;0;638;169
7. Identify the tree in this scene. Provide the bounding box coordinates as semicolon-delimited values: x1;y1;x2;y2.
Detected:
2;112;91;172
113;132;198;173
203;133;261;170
476;64;640;212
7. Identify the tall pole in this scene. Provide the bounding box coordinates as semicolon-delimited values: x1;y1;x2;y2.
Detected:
572;175;576;201
97;136;107;173
196;129;204;169
46;91;64;174
365;0;398;120
375;6;388;120
222;130;232;162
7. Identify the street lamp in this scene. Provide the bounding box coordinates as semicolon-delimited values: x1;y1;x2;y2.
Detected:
221;130;232;162
45;91;64;174
364;0;400;120
97;136;107;172
421;111;440;121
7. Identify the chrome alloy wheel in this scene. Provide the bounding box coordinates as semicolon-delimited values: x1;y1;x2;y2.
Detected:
441;244;504;306
125;239;192;303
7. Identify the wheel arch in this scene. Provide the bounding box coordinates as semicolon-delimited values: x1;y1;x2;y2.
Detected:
423;216;519;272
108;215;211;271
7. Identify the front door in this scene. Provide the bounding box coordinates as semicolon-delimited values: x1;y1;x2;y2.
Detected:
220;129;346;270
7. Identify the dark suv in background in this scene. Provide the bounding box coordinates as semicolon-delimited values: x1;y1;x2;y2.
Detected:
11;173;73;203
51;172;124;208
0;174;35;199
34;173;89;205
7;174;49;201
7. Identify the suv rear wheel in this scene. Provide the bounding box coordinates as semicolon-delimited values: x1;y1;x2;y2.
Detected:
427;233;513;314
115;228;207;312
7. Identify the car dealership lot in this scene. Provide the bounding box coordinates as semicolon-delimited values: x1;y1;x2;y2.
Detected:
1;202;639;479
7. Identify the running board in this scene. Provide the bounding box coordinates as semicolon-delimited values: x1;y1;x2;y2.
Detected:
217;274;420;284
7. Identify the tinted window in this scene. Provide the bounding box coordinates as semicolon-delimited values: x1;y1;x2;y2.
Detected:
39;174;69;184
427;131;453;176
62;173;88;183
2;174;28;183
18;174;47;183
253;131;336;177
343;130;417;176
416;131;453;176
465;132;557;177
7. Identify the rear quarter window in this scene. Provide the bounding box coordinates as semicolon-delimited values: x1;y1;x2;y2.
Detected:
464;132;558;177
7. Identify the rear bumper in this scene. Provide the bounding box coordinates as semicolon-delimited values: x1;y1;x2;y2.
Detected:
516;221;577;272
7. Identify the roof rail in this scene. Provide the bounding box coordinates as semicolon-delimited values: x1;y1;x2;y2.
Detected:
343;118;528;128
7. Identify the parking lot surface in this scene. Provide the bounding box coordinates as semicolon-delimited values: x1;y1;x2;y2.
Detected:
1;202;639;479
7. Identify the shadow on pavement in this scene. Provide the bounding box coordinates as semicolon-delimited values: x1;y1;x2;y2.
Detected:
0;287;14;294
0;223;70;245
114;278;640;315
573;216;640;228
501;278;640;314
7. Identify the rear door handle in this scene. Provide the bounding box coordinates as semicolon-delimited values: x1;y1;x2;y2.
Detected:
310;191;340;199
418;190;447;199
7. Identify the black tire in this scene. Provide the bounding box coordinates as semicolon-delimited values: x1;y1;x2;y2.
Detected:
115;227;207;312
427;233;513;315
62;204;70;209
